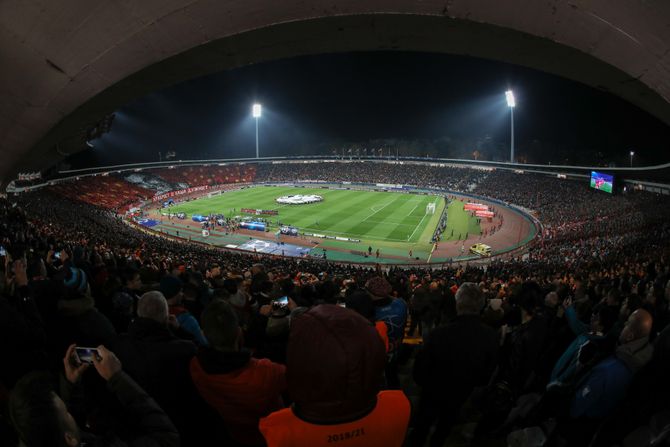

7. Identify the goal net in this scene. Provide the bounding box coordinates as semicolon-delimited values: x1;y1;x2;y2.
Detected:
426;202;436;215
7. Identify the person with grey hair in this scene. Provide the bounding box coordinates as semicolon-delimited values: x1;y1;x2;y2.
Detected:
114;291;215;445
410;282;499;447
137;290;169;324
455;282;486;315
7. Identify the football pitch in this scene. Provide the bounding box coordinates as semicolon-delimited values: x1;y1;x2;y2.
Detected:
168;186;444;243
153;186;483;262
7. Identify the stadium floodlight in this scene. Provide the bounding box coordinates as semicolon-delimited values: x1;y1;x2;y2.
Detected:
252;103;262;158
505;90;516;108
630;150;635;167
505;90;515;163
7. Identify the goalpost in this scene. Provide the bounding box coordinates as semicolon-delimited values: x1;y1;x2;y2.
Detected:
426;202;436;215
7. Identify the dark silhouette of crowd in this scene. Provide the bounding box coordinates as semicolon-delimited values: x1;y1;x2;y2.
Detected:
255;161;488;192
2;161;670;446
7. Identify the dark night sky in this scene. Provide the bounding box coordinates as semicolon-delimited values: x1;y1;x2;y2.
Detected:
73;51;670;168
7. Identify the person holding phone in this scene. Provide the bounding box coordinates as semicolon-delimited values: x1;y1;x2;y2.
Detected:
9;344;179;447
191;300;286;446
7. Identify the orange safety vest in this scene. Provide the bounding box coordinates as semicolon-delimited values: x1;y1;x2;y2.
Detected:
259;390;410;447
375;321;390;353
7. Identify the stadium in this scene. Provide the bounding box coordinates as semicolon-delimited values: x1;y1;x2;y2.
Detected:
2;3;670;447
135;168;536;265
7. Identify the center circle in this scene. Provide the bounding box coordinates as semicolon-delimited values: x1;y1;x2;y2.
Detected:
276;194;323;205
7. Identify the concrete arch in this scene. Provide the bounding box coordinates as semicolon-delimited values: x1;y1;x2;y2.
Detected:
2;1;669;181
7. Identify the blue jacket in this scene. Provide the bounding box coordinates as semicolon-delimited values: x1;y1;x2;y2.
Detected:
570;336;653;420
570;355;632;419
374;297;407;348
170;306;208;346
551;333;590;384
565;305;588;336
550;332;608;384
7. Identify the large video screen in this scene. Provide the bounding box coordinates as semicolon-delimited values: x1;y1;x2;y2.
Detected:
590;171;614;194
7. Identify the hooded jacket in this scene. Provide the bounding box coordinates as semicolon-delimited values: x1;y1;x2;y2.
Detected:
190;347;286;446
260;305;410;447
570;336;653;419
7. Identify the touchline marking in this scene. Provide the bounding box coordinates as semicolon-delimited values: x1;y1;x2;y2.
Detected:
407;213;428;241
366;220;417;227
300;226;416;242
363;201;395;221
406;198;439;241
406;200;421;216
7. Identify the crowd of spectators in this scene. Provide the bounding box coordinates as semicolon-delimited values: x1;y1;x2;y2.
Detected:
1;161;670;446
49;176;153;212
255;161;489;192
151;165;256;188
474;171;670;269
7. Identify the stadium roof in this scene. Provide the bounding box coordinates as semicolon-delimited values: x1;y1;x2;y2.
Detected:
2;1;670;184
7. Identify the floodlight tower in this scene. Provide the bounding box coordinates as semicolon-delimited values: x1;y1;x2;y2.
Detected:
252;103;262;159
505;90;516;163
630;150;635;167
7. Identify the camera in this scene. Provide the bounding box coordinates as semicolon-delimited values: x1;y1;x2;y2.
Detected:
271;296;289;311
75;347;100;364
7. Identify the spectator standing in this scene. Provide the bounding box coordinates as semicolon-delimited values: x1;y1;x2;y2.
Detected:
366;276;407;388
160;274;208;346
496;282;549;396
411;283;499;447
110;267;142;333
191;300;286;446
114;291;216;445
260;305;410;446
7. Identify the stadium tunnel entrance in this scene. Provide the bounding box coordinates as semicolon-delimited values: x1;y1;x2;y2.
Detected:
11;8;670;184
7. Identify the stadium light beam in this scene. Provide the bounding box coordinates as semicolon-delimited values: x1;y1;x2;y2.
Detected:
630;150;635;167
252;103;262;158
505;90;515;163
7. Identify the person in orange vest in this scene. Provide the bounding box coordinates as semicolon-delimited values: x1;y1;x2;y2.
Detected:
259;305;410;447
344;289;390;353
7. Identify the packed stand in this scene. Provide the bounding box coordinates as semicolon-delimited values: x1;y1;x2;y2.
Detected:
151;165;257;188
1;163;670;446
122;171;179;195
474;171;670;269
49;175;153;212
255;161;489;192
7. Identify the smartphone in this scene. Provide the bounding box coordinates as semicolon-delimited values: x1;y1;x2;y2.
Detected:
337;302;347;308
54;251;61;259
0;246;5;257
272;296;289;310
75;347;100;364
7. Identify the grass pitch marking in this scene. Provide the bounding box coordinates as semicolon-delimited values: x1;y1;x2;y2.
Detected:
406;198;439;241
366;219;416;227
299;226;418;242
363;201;395;221
406;198;422;216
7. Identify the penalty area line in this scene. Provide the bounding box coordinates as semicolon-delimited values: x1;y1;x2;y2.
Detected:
363;201;394;221
406;198;439;242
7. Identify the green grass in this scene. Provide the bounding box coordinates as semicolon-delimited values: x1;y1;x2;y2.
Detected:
162;186;480;259
168;186;441;243
443;200;482;240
